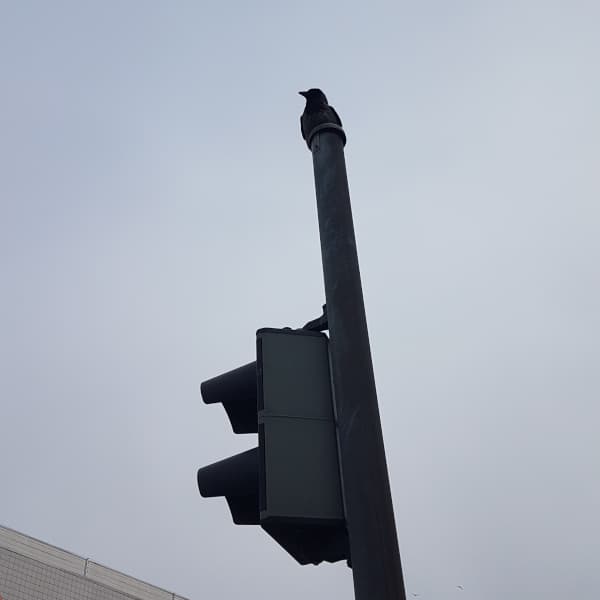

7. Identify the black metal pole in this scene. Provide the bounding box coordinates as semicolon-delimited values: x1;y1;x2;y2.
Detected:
306;124;406;600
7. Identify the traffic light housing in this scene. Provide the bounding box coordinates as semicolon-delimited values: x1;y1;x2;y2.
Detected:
197;328;349;565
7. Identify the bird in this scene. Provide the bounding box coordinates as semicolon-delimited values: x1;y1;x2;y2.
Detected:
299;88;343;145
457;585;464;590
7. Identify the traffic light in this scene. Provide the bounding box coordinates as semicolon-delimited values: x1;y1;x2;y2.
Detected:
197;327;349;565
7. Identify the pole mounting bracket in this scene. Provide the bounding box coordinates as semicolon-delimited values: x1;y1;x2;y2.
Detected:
303;304;328;332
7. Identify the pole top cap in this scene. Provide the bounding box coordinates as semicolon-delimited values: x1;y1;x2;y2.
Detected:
306;123;347;150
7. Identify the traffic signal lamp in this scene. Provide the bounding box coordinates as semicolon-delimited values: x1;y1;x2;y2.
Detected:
197;328;349;565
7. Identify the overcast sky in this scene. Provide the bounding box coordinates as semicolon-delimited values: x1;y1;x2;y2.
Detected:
1;2;599;599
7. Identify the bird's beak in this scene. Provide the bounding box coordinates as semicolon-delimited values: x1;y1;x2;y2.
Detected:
299;91;308;98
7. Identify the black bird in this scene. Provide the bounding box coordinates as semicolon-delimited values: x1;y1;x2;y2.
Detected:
299;88;343;146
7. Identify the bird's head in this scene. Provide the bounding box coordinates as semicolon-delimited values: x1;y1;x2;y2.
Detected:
299;88;328;105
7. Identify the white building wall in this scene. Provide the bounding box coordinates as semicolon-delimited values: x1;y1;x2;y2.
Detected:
0;526;189;600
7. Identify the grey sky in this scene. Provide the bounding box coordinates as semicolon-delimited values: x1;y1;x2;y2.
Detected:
1;1;599;599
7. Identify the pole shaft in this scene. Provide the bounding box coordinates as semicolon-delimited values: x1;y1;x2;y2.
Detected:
309;130;406;600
